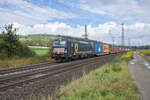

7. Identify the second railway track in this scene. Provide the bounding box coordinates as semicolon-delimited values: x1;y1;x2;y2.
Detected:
0;62;57;75
0;53;120;92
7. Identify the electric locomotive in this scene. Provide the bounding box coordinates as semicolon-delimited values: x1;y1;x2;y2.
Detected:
51;38;93;61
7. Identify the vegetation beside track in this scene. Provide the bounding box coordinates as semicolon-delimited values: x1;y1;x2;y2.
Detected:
137;49;150;62
0;24;54;69
0;46;53;69
0;56;54;69
0;45;53;69
30;47;49;56
0;24;35;60
55;51;139;100
137;49;150;56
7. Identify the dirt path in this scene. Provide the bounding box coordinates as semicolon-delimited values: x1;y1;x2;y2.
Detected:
128;52;150;100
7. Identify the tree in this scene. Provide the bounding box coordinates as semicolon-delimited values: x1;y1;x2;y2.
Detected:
1;24;19;57
0;24;35;58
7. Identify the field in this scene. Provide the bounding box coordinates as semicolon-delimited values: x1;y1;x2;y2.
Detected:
30;47;50;56
137;49;150;62
19;34;59;47
137;49;150;56
54;51;140;100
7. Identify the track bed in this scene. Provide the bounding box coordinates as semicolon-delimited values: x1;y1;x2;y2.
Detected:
0;53;122;100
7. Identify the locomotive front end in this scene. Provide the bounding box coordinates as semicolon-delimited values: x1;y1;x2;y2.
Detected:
51;39;68;60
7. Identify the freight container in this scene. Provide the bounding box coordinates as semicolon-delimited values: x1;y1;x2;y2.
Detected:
109;45;113;53
112;46;120;53
112;46;117;53
94;44;99;53
103;44;109;53
100;44;103;53
116;47;119;53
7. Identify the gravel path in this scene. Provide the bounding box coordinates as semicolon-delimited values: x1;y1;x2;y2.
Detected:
128;52;150;100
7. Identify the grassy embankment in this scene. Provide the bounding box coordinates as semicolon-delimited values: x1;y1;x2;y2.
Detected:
53;51;139;100
0;47;54;69
137;49;150;56
137;49;150;62
0;34;57;69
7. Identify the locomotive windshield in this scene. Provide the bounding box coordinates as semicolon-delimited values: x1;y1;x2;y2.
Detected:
53;40;66;47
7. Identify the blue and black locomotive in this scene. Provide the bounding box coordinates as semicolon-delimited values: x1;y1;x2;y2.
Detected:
51;38;94;61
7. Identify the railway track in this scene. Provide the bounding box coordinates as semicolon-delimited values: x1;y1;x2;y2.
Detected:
0;62;57;75
0;53;120;92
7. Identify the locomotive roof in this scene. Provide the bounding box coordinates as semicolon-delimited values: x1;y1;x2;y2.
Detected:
55;36;127;47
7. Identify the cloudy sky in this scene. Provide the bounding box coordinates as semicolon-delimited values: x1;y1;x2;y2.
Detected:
0;0;150;46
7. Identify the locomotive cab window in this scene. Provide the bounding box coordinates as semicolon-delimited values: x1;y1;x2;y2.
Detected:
60;41;66;46
53;40;66;47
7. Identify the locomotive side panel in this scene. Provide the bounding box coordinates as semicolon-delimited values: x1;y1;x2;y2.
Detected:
74;41;93;58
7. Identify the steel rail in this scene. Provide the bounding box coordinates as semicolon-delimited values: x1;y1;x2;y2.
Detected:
0;54;118;91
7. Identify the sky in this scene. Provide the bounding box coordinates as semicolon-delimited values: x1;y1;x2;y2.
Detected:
0;0;150;46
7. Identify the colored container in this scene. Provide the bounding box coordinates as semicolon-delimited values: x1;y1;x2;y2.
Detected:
100;44;103;53
94;44;99;53
112;46;120;53
103;44;109;53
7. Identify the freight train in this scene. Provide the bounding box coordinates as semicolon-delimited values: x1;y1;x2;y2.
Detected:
51;37;127;61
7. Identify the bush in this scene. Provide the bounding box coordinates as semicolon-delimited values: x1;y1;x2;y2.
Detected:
0;51;8;59
0;24;35;59
16;43;35;57
112;63;122;72
121;51;133;62
0;39;8;59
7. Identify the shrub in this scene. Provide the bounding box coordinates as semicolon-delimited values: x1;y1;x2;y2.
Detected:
112;63;122;72
0;24;35;59
121;51;133;62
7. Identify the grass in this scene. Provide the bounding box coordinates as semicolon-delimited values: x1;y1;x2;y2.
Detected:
0;57;54;69
137;49;150;62
137;49;150;56
19;34;58;47
54;51;139;100
30;47;50;56
0;47;54;69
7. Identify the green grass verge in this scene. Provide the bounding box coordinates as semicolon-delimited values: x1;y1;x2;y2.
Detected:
30;48;49;56
137;49;150;56
56;51;139;100
137;49;150;62
0;57;54;69
0;47;54;69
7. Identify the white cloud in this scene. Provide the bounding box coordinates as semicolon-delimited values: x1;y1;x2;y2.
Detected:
78;0;150;23
0;0;149;46
9;22;149;46
0;0;77;25
78;4;106;15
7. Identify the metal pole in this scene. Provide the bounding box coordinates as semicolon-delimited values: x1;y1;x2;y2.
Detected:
84;24;88;39
121;23;124;46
